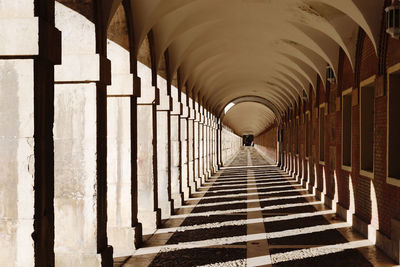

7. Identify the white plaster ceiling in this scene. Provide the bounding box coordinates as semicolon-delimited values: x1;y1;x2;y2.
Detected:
222;102;275;136
108;0;384;135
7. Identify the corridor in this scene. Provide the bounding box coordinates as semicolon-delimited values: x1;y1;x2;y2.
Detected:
4;1;400;266
114;148;393;267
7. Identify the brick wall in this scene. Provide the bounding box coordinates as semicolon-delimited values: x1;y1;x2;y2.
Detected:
254;21;400;244
254;124;278;164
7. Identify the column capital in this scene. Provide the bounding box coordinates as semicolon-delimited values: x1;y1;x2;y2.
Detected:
137;87;159;105
0;17;62;64
55;54;111;85
188;107;196;120
133;76;141;97
157;91;172;111
194;111;201;122
171;97;182;115
181;105;189;118
107;73;134;96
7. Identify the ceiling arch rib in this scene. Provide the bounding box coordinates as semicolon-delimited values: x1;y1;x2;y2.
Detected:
152;14;342;78
189;64;300;108
312;0;383;53
274;64;309;92
185;54;308;100
302;2;360;68
293;2;359;70
280;40;328;90
278;54;318;93
152;0;352;71
199;71;299;111
128;0;382;124
173;35;323;95
130;0;380;57
170;19;343;87
187;50;316;96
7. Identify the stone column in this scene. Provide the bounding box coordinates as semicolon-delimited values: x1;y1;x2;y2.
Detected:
204;112;211;178
170;87;183;209
106;39;140;256
202;110;209;181
208;115;214;175
198;111;205;184
194;106;201;187
187;106;196;194
156;77;172;219
54;2;112;266
180;103;190;199
212;118;218;171
203;113;208;178
217;121;223;168
137;62;161;234
193;112;201;189
0;0;60;265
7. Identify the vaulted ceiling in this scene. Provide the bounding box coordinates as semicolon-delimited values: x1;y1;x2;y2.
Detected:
105;0;384;136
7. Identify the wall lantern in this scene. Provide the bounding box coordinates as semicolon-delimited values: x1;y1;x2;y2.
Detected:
326;65;336;84
386;0;400;39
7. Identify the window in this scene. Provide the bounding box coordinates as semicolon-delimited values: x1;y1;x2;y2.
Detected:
319;104;326;163
342;88;352;170
360;77;375;177
387;64;400;187
305;111;310;158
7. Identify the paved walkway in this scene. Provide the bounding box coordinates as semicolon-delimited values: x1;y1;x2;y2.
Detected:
115;148;395;267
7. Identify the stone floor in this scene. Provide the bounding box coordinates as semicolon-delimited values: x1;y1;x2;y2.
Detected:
114;147;397;267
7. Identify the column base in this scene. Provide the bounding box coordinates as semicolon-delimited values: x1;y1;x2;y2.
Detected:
182;186;190;201
160;200;172;220
315;188;325;203
108;226;138;257
171;193;182;210
55;245;113;267
195;176;202;188
180;192;185;206
138;209;161;235
202;172;210;183
134;223;143;248
206;170;212;179
199;174;206;185
213;164;218;172
188;181;197;197
352;215;377;244
336;203;353;224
